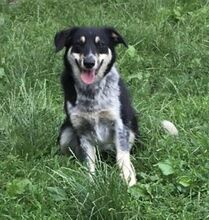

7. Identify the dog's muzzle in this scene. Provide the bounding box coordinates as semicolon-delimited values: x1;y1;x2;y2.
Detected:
83;56;95;69
80;54;99;85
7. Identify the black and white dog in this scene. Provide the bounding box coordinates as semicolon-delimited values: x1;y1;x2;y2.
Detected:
55;27;138;186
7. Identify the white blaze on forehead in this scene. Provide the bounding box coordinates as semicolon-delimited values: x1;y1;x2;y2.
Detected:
95;36;100;43
80;36;85;43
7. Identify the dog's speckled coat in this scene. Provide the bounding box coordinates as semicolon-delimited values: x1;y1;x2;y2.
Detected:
55;27;139;186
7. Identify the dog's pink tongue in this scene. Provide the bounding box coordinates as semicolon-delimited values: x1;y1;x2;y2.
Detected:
80;70;96;85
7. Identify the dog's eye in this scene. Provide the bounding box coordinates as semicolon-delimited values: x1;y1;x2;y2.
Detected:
96;42;108;53
72;43;82;53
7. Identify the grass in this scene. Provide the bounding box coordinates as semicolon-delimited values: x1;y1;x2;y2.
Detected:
0;0;209;219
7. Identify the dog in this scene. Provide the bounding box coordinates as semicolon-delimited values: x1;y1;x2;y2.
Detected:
55;27;139;186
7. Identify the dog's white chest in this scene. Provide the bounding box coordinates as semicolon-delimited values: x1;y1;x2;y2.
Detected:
70;108;116;143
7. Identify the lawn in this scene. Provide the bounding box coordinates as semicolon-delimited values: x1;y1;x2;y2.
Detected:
0;0;209;219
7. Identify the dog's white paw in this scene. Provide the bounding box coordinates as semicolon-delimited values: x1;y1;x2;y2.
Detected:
120;162;137;187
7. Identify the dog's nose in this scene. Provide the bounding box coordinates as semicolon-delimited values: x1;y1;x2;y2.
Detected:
83;56;95;69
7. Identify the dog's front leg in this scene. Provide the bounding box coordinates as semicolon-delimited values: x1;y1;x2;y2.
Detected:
115;121;137;187
80;136;96;176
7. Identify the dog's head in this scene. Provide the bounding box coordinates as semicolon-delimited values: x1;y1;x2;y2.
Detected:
54;27;127;85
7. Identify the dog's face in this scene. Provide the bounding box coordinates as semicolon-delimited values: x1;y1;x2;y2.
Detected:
55;27;127;85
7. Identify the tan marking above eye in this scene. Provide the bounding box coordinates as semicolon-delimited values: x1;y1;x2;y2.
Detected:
80;36;85;43
95;36;100;43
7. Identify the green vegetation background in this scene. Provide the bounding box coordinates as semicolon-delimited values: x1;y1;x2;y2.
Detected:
0;0;209;219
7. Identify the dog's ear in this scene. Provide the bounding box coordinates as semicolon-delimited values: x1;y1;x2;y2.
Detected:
54;27;78;52
105;27;128;48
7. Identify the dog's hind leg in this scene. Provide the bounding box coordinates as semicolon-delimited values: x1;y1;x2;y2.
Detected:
58;120;84;159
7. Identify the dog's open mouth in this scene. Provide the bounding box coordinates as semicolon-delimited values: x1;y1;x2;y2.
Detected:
80;60;103;85
80;70;96;85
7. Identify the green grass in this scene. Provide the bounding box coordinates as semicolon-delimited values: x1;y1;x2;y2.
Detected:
1;0;209;219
